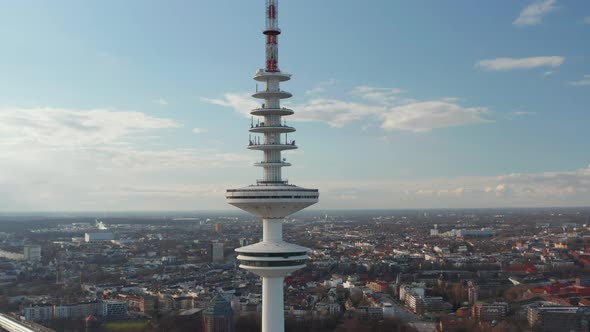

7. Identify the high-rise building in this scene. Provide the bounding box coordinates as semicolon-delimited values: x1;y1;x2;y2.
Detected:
211;241;224;263
215;223;223;234
23;244;41;262
225;1;319;331
202;295;235;332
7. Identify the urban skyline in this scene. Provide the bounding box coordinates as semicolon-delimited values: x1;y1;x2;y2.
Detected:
1;0;589;211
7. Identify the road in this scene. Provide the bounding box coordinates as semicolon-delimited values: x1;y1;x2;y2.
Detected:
376;294;436;332
377;294;419;322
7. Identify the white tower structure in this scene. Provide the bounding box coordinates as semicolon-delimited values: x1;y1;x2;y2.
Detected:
226;1;319;331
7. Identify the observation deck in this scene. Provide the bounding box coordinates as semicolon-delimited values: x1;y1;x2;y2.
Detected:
252;90;292;99
249;124;295;134
236;241;309;277
250;107;294;116
254;161;291;167
247;141;297;151
254;69;291;82
226;184;319;218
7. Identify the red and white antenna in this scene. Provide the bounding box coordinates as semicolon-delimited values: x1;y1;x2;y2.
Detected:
264;0;280;72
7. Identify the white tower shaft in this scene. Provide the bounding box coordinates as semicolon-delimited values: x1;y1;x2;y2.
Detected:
262;277;284;332
227;1;319;332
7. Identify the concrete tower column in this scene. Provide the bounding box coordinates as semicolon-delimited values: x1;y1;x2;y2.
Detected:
262;276;284;332
263;218;283;241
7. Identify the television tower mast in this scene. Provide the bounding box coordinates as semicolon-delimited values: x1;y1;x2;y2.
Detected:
226;1;319;331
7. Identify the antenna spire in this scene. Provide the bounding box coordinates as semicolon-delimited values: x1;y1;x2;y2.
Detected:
264;0;281;72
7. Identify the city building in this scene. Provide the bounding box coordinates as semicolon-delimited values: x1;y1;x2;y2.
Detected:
102;300;128;319
527;306;590;332
528;306;590;332
210;241;224;263
24;301;128;321
23;244;41;262
436;228;495;238
84;232;114;242
405;293;450;315
157;294;175;313
472;302;509;322
84;220;114;242
358;306;383;321
53;305;71;320
161;256;177;264
400;284;425;302
122;294;155;314
66;301;102;319
367;281;389;293
238;238;250;247
202;295;234;332
23;305;53;321
225;1;319;332
430;224;439;236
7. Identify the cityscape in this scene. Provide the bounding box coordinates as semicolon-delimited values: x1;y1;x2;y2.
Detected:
2;208;590;332
1;0;590;332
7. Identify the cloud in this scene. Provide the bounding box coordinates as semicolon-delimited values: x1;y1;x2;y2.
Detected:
200;93;258;118
305;79;338;95
0;145;253;211
291;98;384;127
201;93;385;128
381;100;492;132
0;107;253;211
0;107;180;147
192;128;207;134
512;110;536;116
477;56;564;71
1;106;585;210
568;74;590;87
585;16;590;24
156;98;169;107
351;85;404;105
543;70;558;77
513;0;557;27
98;51;120;64
494;184;509;197
203;86;491;131
315;166;590;209
505;110;536;120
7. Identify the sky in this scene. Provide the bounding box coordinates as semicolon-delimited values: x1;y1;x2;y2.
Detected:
0;0;589;211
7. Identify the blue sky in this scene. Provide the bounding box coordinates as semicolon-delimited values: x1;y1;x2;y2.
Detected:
0;0;589;211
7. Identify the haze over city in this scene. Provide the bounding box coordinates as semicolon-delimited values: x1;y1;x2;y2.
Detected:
1;0;589;212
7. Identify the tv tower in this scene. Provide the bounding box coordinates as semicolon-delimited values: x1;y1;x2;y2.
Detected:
226;1;319;331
